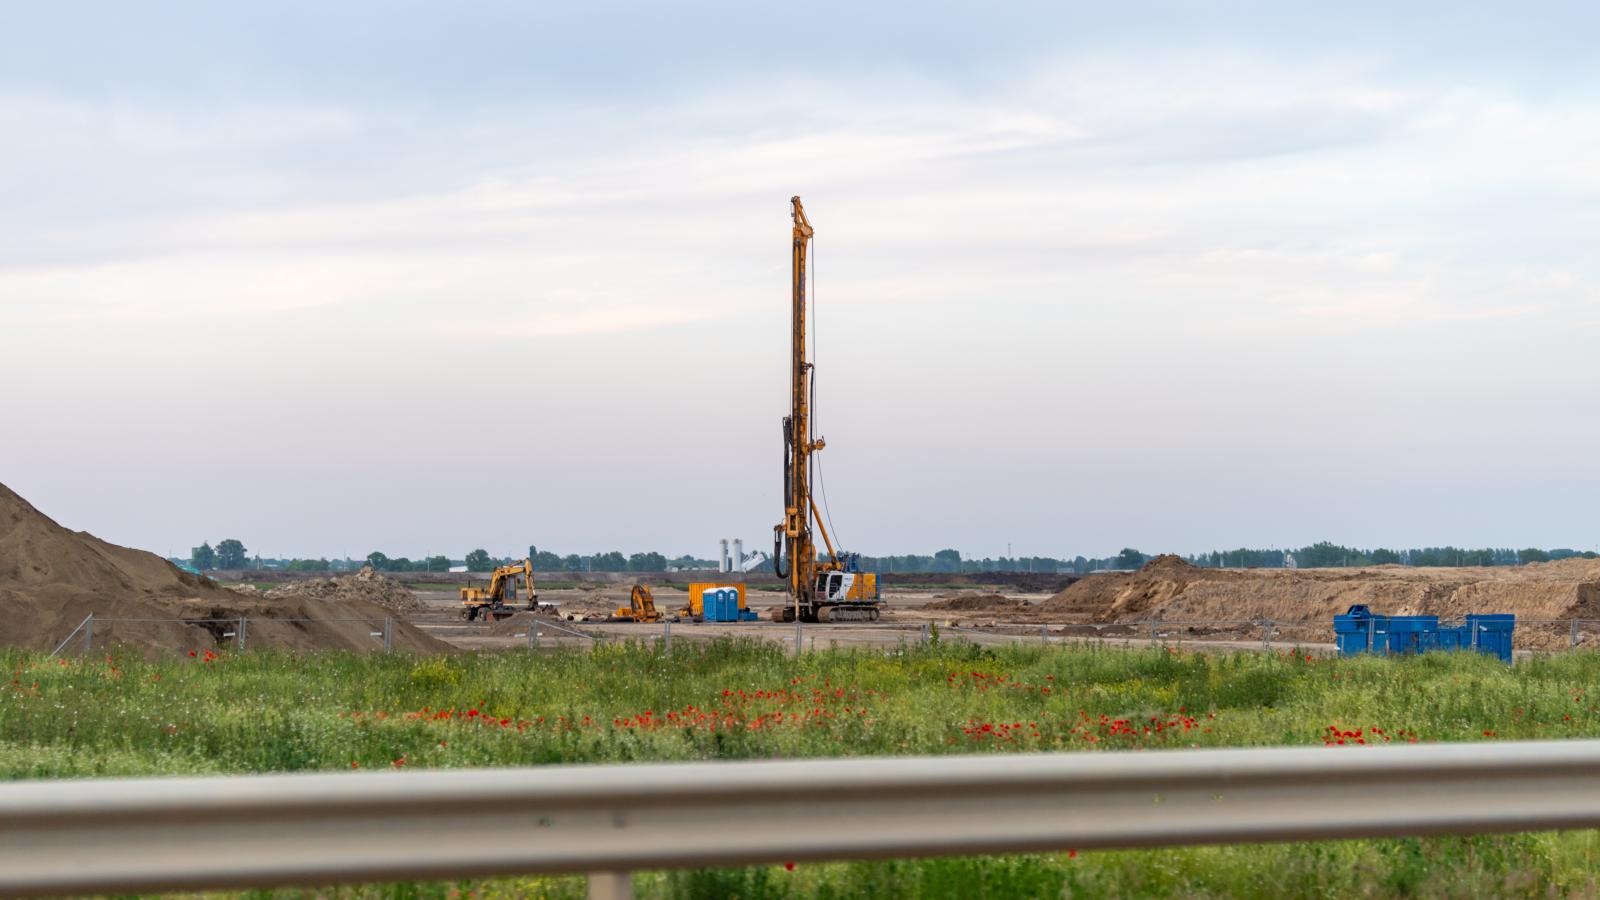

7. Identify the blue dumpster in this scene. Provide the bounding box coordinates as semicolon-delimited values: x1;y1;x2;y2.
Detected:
1427;624;1470;652
1387;616;1439;655
1335;608;1512;662
1335;605;1378;654
1467;614;1515;663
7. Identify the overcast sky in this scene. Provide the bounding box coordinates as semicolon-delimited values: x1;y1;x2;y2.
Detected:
2;2;1597;561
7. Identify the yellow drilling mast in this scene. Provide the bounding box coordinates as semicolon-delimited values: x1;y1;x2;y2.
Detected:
770;196;882;623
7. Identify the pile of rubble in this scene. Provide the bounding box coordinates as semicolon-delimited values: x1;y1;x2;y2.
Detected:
261;566;424;614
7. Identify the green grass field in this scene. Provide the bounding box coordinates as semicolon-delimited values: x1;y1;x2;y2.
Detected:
6;640;1600;898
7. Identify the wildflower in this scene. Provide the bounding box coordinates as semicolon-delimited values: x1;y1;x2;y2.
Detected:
784;862;796;871
350;761;360;768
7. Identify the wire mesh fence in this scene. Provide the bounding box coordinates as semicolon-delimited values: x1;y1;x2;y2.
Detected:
46;613;1600;659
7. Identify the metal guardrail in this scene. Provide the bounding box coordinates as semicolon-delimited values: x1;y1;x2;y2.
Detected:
5;740;1600;898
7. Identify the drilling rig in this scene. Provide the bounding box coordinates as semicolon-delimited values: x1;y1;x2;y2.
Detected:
771;196;883;623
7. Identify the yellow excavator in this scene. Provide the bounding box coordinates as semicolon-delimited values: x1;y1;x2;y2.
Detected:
459;558;538;622
771;197;883;623
611;585;663;623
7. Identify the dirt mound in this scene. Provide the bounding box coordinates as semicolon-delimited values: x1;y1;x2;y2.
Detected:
264;566;422;613
0;482;448;656
1035;555;1600;648
486;610;583;635
925;592;1030;611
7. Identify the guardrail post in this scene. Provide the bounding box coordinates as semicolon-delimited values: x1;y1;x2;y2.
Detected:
588;871;633;900
382;617;393;653
663;620;672;653
237;617;246;653
84;614;93;655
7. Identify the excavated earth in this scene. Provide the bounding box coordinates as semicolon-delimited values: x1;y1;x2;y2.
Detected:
924;592;1032;612
1026;554;1600;649
0;483;449;656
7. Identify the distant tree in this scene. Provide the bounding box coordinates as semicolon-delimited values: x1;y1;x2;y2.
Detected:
191;542;216;571
563;553;584;572
390;556;413;572
1518;548;1551;564
1115;548;1146;570
423;555;452;572
534;550;564;571
286;558;329;572
464;549;494;571
629;551;667;572
932;548;962;573
1371;548;1402;565
592;551;627;572
214;539;248;569
366;551;391;571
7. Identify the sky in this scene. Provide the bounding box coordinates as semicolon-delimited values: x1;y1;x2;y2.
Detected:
2;2;1598;561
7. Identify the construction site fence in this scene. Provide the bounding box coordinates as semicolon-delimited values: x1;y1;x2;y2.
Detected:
7;740;1600;898
47;613;1600;659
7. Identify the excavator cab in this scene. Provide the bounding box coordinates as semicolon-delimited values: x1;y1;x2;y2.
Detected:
460;559;538;622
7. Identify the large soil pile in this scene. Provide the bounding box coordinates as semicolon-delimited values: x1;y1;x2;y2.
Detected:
0;483;449;656
1036;554;1600;648
262;566;423;613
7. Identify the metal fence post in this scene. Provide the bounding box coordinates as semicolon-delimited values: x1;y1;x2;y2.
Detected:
794;616;803;657
663;620;672;653
383;617;393;653
1040;624;1048;646
527;621;538;650
1367;615;1376;654
84;614;93;655
588;870;633;900
922;622;930;645
236;617;246;653
1573;619;1580;649
1148;621;1157;648
1263;621;1274;651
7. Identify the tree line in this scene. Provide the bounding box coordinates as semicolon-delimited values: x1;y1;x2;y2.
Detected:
182;539;1597;575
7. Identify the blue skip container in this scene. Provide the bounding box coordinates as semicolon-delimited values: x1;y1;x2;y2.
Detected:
1466;614;1516;663
1334;605;1382;654
1334;606;1514;662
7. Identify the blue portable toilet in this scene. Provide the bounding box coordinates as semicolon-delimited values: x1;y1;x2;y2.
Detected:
1467;614;1515;663
704;588;746;623
703;588;727;622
